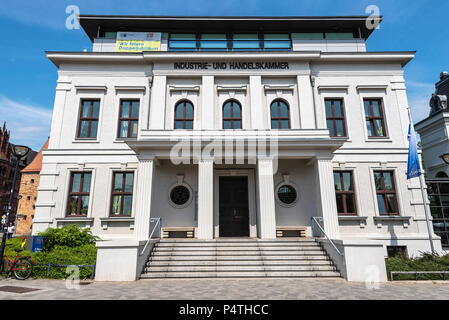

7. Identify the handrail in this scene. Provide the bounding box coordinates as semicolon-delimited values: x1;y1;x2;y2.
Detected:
311;216;344;256
139;217;162;256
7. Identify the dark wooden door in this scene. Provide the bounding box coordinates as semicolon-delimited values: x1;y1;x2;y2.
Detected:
219;176;249;237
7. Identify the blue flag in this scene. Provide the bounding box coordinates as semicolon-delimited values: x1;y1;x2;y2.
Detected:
407;120;422;179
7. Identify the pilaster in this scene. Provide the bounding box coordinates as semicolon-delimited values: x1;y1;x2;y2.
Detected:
134;159;155;240
257;158;277;239
197;159;214;239
316;159;340;239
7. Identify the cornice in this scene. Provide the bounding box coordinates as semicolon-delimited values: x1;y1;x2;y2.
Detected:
46;51;415;68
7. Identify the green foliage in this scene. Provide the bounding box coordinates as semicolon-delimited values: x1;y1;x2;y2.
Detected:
1;226;98;279
38;225;99;251
386;253;449;281
31;244;97;279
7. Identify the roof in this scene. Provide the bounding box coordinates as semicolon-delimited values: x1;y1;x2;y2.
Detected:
78;15;381;41
21;139;49;173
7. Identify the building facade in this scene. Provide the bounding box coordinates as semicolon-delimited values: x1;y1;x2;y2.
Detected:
416;72;449;179
16;139;49;235
415;72;449;247
34;15;443;281
0;122;36;224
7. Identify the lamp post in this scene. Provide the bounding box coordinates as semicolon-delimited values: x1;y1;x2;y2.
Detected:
0;145;30;259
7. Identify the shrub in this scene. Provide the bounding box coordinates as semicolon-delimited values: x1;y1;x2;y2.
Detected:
1;227;98;279
32;244;97;279
38;225;99;251
386;253;449;281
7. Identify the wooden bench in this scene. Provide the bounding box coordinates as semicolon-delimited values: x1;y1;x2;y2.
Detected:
276;226;307;238
162;227;195;239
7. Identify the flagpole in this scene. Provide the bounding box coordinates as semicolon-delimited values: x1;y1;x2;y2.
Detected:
407;108;436;255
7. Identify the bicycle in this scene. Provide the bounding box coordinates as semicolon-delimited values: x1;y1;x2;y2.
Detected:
0;237;33;280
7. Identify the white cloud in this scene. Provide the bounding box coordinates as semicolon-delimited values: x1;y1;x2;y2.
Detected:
406;80;435;123
0;95;52;151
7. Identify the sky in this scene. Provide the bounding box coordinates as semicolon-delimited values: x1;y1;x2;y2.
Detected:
0;0;448;151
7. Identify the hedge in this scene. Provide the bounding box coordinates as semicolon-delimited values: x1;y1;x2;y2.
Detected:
2;225;98;279
386;253;449;281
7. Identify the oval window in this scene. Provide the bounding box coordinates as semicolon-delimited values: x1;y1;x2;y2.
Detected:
277;184;297;205
170;185;191;206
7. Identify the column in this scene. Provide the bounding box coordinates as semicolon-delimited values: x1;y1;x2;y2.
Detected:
134;159;155;240
149;75;166;129
296;74;316;129
197;159;214;239
257;158;277;239
316;159;340;239
201;75;214;129
250;76;265;129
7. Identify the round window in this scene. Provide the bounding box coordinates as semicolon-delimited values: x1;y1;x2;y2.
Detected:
170;185;191;206
277;184;297;205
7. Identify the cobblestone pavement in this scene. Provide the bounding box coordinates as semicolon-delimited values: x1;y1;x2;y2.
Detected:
0;277;448;300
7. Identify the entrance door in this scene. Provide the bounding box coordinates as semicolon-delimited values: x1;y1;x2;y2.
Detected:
219;176;249;237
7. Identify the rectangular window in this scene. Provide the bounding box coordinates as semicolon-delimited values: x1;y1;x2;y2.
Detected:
325;99;347;137
168;33;197;51
333;171;357;215
263;34;291;51
110;172;134;216
374;171;399;215
67;172;92;216
200;34;227;51
232;34;260;51
118;100;139;138
427;181;449;246
364;99;386;138
77;100;100;139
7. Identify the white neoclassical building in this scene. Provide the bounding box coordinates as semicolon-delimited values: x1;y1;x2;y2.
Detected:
33;15;443;282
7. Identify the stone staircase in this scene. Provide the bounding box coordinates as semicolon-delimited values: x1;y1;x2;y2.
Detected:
140;238;340;279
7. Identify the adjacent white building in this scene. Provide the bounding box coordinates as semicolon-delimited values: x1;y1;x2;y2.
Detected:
33;15;443;281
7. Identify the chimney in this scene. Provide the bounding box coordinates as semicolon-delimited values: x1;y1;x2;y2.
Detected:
441;71;449;81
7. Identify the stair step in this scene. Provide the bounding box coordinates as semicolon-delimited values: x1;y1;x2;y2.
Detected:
147;260;333;266
152;250;326;256
156;242;318;247
141;271;341;278
154;246;320;251
141;238;340;279
150;252;329;261
158;238;315;243
145;265;336;272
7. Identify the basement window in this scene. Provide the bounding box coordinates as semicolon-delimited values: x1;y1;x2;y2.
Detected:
387;246;407;258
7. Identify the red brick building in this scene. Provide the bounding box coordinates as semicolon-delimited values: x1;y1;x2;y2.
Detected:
16;139;49;235
0;122;37;224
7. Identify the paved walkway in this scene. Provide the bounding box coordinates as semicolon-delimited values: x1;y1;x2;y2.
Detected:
0;277;448;299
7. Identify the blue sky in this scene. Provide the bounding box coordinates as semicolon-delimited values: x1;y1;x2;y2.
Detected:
0;0;448;150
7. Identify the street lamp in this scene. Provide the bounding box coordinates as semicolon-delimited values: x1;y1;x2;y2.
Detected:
0;145;30;259
441;153;449;165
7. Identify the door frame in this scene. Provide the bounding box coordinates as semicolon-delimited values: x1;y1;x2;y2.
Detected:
214;169;257;238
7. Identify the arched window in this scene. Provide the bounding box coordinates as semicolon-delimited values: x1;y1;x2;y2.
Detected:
174;100;194;129
223;100;242;129
436;171;448;178
270;99;290;129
